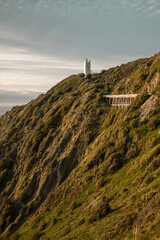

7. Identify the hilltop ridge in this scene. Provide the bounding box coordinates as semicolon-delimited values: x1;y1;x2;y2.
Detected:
0;53;160;240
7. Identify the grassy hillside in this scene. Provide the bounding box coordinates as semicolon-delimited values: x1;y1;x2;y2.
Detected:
0;53;160;240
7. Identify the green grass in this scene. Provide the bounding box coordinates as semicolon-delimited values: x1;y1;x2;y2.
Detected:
0;53;160;240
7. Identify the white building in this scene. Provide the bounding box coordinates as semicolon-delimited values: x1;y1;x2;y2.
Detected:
84;59;91;76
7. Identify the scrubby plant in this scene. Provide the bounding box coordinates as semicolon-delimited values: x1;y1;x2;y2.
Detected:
30;231;40;240
0;52;159;240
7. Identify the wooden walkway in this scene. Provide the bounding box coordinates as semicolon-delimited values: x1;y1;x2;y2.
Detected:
103;94;139;107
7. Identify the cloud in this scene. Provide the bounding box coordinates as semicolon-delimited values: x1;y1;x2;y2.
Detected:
125;0;160;17
0;90;40;103
0;105;15;116
0;90;42;116
0;0;159;96
0;44;83;91
0;46;83;93
0;0;160;18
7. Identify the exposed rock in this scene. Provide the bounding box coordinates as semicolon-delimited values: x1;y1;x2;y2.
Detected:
139;95;158;122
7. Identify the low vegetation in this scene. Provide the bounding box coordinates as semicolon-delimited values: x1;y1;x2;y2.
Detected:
0;53;160;239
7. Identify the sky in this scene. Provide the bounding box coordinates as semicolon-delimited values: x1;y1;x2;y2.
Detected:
0;0;160;115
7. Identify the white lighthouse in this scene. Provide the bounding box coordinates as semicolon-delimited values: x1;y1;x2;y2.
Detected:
84;59;91;76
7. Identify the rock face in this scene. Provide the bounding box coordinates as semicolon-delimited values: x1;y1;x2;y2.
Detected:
0;53;160;240
139;95;158;122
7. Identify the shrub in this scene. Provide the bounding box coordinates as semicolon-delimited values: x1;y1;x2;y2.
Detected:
11;233;20;240
86;73;91;79
76;218;85;226
39;220;47;231
127;146;139;159
30;231;40;240
147;116;160;131
99;69;106;75
59;223;71;237
0;169;8;185
79;73;85;77
50;217;57;226
87;196;111;223
0;201;15;234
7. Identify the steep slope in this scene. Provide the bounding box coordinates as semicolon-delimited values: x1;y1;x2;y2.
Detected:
0;53;160;240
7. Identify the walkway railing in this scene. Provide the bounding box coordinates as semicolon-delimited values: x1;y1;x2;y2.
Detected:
103;94;139;107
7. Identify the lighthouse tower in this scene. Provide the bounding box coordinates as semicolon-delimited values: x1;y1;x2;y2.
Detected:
84;59;91;76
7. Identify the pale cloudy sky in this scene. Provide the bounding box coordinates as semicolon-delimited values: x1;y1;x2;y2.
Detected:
0;0;160;114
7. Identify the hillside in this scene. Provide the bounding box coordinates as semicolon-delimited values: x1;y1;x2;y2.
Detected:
0;53;160;240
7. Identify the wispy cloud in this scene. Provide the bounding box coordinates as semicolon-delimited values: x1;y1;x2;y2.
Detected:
0;0;159;96
0;90;42;116
0;43;83;93
128;0;160;17
0;0;160;17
